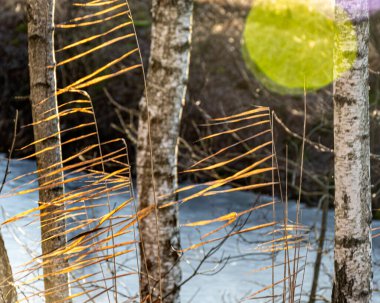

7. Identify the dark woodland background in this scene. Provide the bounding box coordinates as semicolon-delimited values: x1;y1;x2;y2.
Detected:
2;0;380;210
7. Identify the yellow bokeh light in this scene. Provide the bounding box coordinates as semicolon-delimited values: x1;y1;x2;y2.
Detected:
242;0;357;94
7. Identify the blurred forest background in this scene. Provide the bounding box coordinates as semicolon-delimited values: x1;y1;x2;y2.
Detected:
2;0;380;210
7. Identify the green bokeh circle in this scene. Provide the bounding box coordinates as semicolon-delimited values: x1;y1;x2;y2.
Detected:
242;0;357;94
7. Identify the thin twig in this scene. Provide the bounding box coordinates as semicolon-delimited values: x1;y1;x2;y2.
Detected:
0;110;18;194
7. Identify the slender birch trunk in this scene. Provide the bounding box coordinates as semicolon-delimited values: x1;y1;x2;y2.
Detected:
0;232;16;303
309;197;328;303
27;1;71;302
137;0;193;302
333;1;372;302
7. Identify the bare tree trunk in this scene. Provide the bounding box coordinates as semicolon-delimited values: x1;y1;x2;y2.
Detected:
137;0;193;302
27;1;71;302
309;197;328;303
0;232;16;303
332;1;373;302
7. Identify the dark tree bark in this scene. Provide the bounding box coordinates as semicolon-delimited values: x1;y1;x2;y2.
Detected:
136;0;193;302
309;197;328;303
0;232;16;303
27;0;71;302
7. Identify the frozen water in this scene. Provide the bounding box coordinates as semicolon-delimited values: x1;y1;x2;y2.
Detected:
0;155;379;302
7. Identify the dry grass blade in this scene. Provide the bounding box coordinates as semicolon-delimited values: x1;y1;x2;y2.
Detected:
73;0;121;7
56;11;130;28
171;105;309;302
56;22;132;52
0;1;311;301
0;2;146;301
55;34;134;67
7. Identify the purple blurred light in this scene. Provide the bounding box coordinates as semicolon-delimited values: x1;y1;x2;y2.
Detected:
370;0;380;13
336;0;379;20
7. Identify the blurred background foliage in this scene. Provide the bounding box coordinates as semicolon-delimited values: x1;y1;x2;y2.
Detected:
1;0;380;212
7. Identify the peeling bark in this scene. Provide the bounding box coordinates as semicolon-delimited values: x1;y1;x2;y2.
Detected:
26;1;71;302
333;1;372;302
137;0;193;302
